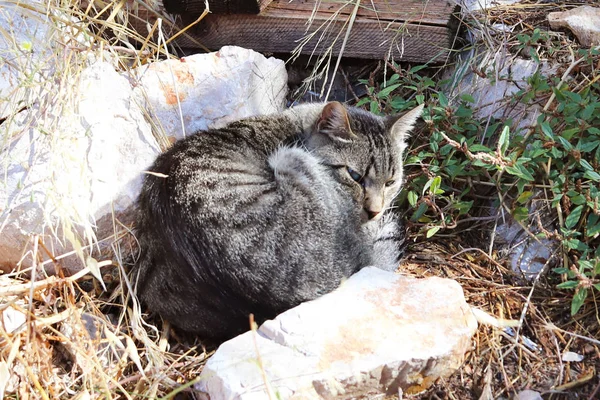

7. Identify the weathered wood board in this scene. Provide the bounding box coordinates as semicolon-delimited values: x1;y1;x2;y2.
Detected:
163;0;273;14
175;0;461;63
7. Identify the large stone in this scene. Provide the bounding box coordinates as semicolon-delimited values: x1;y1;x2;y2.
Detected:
446;52;558;135
195;267;478;399
548;6;600;48
0;61;160;273
494;202;557;279
130;46;288;140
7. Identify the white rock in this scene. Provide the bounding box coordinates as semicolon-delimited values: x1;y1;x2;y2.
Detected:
514;389;543;400
548;6;600;48
129;46;288;140
0;61;160;273
561;351;584;362
446;52;558;135
195;267;478;399
494;215;555;279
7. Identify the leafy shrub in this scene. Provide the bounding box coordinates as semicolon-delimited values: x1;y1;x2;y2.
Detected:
359;45;600;315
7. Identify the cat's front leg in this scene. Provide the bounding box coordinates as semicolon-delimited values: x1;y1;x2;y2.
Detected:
364;212;406;272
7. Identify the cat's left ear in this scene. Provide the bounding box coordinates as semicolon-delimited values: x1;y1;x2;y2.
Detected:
386;104;424;147
316;102;357;143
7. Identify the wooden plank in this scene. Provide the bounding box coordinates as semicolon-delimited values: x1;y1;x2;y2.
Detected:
181;0;459;63
264;0;457;26
163;0;273;14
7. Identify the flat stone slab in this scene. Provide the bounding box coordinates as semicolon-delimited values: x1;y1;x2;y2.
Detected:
548;5;600;48
195;267;478;399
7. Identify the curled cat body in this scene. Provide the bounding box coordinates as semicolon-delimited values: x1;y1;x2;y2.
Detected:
134;101;423;339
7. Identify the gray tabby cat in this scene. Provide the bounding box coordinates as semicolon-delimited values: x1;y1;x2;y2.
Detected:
134;101;423;339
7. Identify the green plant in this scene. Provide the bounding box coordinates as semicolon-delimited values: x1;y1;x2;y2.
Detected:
359;46;600;315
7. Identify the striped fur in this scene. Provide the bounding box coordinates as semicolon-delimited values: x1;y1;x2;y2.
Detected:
134;102;422;339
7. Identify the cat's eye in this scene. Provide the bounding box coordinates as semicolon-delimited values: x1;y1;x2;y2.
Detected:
346;167;362;183
385;180;395;187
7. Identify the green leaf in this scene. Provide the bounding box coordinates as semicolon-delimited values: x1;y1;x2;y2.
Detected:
550;146;563;158
584;170;600;182
409;65;428;73
580;159;594;171
593;283;600;291
455;105;472;118
581;103;597;120
426;226;441;238
498;126;510;155
461;94;476;103
504;165;535;181
422;177;434;196
540;121;554;139
411;202;428;221
553;267;569;274
454;200;473;215
407;191;418;207
355;97;370;107
513;206;529;222
430;176;443;195
438;92;448;108
563;238;583;250
587;221;600;238
588;127;600;136
571;288;588;315
556;281;578;289
516;191;534;204
557;136;573;151
578;260;593;271
569;194;586;205
587;214;600;236
469;144;492;152
565;205;584;229
578;140;599;153
369;100;380;114
564;91;582;103
562;128;579;140
377;83;402;98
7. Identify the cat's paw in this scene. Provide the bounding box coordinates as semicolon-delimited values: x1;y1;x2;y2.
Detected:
366;212;406;271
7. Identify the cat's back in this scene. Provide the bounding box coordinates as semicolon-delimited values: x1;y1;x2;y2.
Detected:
151;113;298;179
134;103;381;338
142;113;303;216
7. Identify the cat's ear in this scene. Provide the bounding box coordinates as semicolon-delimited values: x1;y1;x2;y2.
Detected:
386;104;424;147
316;102;357;142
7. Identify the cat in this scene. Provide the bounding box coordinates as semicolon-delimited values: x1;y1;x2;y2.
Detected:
133;101;423;339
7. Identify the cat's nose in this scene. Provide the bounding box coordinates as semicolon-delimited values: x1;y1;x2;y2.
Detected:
366;209;381;220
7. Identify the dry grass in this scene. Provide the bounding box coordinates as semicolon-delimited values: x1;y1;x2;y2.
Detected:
401;238;599;399
1;0;599;399
0;0;211;398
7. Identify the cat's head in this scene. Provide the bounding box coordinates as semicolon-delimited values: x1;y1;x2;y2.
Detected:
306;101;423;222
